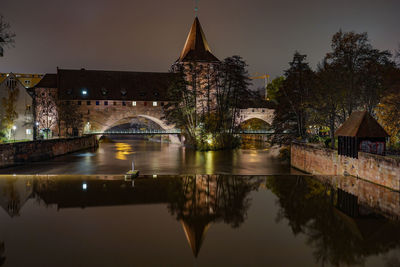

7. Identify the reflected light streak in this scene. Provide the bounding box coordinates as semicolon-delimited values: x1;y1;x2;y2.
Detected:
115;143;134;160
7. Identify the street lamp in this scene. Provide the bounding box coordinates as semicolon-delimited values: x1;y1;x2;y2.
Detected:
12;125;16;142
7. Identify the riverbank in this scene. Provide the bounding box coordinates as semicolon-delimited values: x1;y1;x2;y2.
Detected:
0;135;98;168
291;141;400;191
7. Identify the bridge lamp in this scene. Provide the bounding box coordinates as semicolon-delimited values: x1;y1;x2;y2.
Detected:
12;125;17;131
153;174;157;178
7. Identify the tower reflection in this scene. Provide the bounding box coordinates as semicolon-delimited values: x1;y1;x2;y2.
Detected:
0;174;400;265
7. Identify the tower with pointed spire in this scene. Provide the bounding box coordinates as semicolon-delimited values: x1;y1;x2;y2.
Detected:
177;17;219;63
173;16;220;116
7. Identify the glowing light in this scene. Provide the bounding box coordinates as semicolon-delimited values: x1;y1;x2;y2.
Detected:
207;139;212;144
132;101;136;106
82;89;87;95
153;174;157;178
82;183;87;190
115;143;134;160
153;101;157;106
12;125;16;130
35;121;39;126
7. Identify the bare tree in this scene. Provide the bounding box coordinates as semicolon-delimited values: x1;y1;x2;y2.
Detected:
0;15;16;57
35;89;58;139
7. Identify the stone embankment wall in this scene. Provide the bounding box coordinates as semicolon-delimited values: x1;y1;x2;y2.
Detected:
291;141;400;191
0;135;98;168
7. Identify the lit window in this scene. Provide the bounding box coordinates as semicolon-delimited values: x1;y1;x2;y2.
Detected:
132;101;136;106
26;129;32;135
153;102;157;107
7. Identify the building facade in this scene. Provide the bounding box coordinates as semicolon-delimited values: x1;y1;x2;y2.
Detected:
32;17;273;139
0;73;35;141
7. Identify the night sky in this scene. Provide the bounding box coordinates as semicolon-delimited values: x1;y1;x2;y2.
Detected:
1;0;399;83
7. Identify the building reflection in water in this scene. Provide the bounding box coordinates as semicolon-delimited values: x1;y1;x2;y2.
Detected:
265;175;400;266
1;174;400;265
167;175;261;257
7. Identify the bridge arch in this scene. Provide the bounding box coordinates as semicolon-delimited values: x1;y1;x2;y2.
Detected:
95;113;181;144
239;108;274;126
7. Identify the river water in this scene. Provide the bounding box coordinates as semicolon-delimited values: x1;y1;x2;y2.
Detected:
0;141;399;266
0;140;297;175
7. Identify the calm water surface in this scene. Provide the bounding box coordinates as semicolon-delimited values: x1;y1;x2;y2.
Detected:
0;140;296;175
0;141;399;266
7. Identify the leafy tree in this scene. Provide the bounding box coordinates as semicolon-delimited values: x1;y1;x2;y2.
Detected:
164;56;251;150
310;62;343;148
0;14;16;57
375;68;400;146
57;101;83;137
266;76;284;103
163;65;197;145
272;52;315;143
1;82;19;139
324;30;393;119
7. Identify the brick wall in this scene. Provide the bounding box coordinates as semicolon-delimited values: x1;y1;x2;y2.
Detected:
0;135;98;168
291;141;400;191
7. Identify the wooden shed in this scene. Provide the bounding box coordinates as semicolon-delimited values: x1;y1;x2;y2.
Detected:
335;111;389;158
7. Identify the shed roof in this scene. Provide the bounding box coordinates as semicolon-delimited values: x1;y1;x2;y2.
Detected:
334;111;389;138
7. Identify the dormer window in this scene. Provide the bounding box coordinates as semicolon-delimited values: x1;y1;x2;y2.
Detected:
101;88;108;96
121;88;127;96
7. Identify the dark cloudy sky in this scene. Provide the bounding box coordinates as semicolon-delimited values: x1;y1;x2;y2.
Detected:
1;0;399;82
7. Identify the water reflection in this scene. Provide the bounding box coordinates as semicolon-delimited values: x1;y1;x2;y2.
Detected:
266;175;400;266
114;142;134;160
0;175;400;266
0;140;292;175
167;175;262;257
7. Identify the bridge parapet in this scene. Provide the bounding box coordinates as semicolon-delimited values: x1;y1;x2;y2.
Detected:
239;108;274;125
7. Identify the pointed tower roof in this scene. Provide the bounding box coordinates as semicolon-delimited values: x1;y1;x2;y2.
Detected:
180;220;211;258
178;17;219;63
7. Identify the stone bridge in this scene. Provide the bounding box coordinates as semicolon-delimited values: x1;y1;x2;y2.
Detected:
80;100;274;144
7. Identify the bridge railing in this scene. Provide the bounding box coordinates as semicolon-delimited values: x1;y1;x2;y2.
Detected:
88;129;289;135
89;129;182;135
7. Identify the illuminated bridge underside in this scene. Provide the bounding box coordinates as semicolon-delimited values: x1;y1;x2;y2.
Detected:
89;129;279;135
